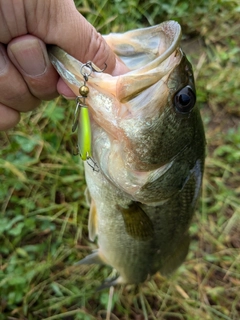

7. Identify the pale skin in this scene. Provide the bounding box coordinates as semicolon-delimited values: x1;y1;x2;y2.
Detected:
0;0;128;131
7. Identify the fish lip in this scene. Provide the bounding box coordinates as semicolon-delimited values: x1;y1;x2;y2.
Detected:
48;21;183;103
48;20;182;82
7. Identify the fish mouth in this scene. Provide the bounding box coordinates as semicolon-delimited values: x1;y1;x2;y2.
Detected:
104;20;182;73
48;21;182;100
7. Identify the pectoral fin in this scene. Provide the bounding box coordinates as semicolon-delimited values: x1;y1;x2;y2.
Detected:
117;202;154;241
88;200;98;241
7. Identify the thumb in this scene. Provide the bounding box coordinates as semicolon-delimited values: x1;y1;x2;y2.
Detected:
25;0;128;76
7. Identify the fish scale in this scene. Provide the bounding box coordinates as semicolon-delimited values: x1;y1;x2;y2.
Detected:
48;20;205;287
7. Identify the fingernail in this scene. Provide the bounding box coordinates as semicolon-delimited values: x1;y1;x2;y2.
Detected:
9;39;47;76
0;47;7;73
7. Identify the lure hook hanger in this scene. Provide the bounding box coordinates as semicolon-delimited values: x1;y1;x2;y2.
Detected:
80;61;107;79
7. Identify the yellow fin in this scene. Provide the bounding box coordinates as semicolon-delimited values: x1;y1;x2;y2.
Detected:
84;187;91;206
117;202;154;241
88;200;98;241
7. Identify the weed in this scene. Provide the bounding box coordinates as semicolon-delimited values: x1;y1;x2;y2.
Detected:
1;0;240;319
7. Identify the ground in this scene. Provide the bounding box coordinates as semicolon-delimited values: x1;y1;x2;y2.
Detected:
0;1;240;319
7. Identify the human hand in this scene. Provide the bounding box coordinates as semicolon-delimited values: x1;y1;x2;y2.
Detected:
0;0;128;131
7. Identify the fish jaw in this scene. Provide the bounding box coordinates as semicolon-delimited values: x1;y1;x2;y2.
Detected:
48;21;181;95
48;21;195;189
48;21;182;134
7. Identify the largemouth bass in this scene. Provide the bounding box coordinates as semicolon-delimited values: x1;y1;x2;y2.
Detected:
48;21;205;287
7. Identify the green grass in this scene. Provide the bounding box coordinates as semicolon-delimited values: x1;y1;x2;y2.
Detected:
1;0;240;319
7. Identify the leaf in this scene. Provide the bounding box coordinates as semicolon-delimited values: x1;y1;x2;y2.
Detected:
43;102;66;123
2;161;27;181
8;222;25;236
13;135;41;153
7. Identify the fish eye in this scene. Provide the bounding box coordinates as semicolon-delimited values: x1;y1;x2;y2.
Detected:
174;85;196;114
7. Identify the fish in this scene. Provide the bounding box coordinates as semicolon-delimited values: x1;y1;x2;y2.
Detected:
48;21;205;288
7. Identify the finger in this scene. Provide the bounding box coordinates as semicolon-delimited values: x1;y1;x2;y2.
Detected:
0;44;40;112
0;104;20;130
57;78;76;98
0;0;128;77
23;0;129;76
7;35;59;101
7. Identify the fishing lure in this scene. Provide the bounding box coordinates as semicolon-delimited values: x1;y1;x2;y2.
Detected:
72;61;106;171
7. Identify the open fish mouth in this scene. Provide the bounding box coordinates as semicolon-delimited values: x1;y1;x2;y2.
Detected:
48;20;182;102
105;21;182;71
48;21;192;175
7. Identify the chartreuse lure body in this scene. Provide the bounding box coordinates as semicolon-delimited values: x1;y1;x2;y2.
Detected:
78;103;91;161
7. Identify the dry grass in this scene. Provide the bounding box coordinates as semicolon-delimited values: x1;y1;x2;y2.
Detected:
0;1;240;319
